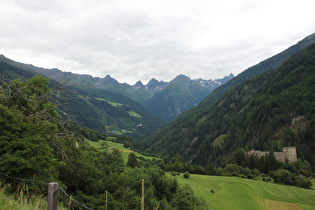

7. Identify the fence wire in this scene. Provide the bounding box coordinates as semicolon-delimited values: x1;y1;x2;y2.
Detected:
0;171;93;210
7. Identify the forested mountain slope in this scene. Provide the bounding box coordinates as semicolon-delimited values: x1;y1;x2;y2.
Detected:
141;42;315;168
57;87;165;138
140;33;315;145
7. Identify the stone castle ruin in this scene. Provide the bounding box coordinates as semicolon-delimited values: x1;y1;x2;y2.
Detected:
248;147;297;163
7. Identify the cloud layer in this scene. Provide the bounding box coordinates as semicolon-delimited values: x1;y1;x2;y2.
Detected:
1;0;315;84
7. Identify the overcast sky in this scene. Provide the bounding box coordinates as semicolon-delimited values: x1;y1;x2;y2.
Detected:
1;0;315;85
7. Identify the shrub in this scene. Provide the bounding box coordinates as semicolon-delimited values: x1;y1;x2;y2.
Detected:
247;174;254;179
239;174;247;179
252;168;260;176
127;152;137;168
230;172;238;176
225;164;240;175
183;172;190;179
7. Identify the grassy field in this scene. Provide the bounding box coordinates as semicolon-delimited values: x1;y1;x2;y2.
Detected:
94;97;123;107
127;111;142;118
167;173;315;209
86;139;155;163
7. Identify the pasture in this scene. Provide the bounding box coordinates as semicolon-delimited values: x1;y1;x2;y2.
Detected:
168;173;315;209
86;139;155;162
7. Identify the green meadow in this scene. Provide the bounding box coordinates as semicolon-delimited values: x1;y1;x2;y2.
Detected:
127;111;142;118
107;141;155;162
168;173;315;209
94;97;123;107
86;139;155;163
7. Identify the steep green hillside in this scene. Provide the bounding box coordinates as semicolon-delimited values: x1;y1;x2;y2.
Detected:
197;32;315;110
0;56;37;80
57;87;165;138
141;41;315;168
163;32;315;127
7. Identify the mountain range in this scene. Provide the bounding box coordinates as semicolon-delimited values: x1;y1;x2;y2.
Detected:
0;54;233;137
22;66;234;122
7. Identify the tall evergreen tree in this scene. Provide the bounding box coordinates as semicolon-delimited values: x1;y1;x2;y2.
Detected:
127;152;137;168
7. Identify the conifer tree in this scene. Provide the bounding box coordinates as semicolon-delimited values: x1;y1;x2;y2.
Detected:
127;152;137;168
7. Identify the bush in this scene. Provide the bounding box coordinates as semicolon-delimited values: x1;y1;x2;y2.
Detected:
183;172;190;179
230;172;238;176
252;168;260;176
247;174;254;179
298;169;310;177
239;174;247;179
225;164;240;175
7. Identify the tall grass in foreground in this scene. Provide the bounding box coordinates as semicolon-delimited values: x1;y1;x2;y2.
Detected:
0;183;66;210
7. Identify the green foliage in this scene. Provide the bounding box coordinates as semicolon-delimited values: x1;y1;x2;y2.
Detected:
183;172;190;179
0;76;60;189
229;148;313;188
171;184;208;210
127;152;137;168
224;164;240;176
269;169;312;189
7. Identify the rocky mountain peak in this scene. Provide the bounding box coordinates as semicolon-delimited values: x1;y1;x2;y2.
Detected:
134;80;145;88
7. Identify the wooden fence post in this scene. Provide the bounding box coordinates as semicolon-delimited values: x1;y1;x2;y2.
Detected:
141;179;144;210
47;182;59;210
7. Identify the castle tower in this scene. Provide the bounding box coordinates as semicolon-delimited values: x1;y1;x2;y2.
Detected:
283;147;297;163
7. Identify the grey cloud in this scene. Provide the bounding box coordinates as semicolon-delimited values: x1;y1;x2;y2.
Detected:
1;0;315;85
